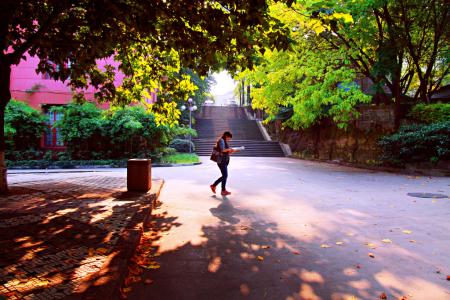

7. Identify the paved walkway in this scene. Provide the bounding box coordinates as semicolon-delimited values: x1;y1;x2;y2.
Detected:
126;157;450;300
1;173;162;300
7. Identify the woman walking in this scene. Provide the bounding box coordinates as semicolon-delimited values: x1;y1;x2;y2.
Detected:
210;131;238;196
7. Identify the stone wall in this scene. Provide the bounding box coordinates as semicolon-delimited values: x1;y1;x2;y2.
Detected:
268;105;397;164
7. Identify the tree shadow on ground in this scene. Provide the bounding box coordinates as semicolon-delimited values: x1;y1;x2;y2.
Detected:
126;196;424;300
0;176;158;299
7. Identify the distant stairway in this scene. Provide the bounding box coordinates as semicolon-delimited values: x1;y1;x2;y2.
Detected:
194;106;285;157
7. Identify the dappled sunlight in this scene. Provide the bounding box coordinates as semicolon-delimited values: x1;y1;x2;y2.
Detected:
298;283;322;300
300;269;325;284
374;271;449;299
0;175;162;299
207;256;222;273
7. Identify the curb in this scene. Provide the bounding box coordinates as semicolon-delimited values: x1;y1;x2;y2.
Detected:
289;156;450;177
8;162;202;174
70;180;165;300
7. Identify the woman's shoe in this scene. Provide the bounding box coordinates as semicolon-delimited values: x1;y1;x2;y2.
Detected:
210;185;216;194
221;190;231;196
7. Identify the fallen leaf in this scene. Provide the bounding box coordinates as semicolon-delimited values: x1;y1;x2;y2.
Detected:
257;256;264;261
382;239;392;243
399;296;408;300
321;244;331;248
402;230;412;234
261;245;271;249
96;248;108;255
142;261;160;269
355;264;361;269
447;275;450;281
409;240;416;243
144;279;154;285
379;292;387;299
365;242;377;249
335;241;344;245
368;253;375;258
122;287;132;293
240;225;252;231
292;251;301;255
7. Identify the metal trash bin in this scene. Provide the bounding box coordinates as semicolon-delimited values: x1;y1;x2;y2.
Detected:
127;159;152;192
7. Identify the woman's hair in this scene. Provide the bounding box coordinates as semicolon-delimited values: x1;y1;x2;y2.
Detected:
216;131;232;149
222;131;233;139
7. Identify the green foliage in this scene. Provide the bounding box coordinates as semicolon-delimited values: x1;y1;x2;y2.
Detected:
239;3;371;129
102;106;164;156
161;147;177;156
160;153;200;164
52;102;103;143
0;0;292;107
6;149;44;161
237;0;449;131
379;122;450;166
177;68;216;124
169;139;196;153
5;100;46;156
408;103;450;124
6;159;128;169
53;103;194;160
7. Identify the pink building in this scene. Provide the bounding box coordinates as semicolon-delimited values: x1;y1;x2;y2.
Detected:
10;54;157;149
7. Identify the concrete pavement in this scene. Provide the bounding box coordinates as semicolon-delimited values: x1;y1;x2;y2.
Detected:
126;157;450;300
7;157;450;299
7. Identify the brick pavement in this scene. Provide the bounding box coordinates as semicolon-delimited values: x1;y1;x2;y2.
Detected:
0;175;163;300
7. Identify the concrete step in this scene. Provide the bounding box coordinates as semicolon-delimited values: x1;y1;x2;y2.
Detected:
194;139;285;157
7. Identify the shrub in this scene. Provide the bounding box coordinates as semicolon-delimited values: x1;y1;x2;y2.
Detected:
52;102;104;159
5;100;46;153
408;103;450;124
160;153;200;164
6;149;44;160
161;147;177;156
102;106;163;156
169;139;195;153
379;121;450;166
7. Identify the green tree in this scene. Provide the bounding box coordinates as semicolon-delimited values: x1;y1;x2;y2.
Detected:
240;1;449;129
178;68;216;125
5;99;46;153
52;102;104;159
295;0;449;125
0;0;292;193
238;2;371;129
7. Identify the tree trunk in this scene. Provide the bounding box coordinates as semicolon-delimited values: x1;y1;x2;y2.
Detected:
241;79;245;107
392;80;402;130
0;59;11;194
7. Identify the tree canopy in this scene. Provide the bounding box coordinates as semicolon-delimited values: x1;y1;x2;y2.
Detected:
0;0;294;192
237;0;449;129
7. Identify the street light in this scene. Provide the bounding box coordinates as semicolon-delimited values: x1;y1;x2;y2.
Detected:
180;98;197;153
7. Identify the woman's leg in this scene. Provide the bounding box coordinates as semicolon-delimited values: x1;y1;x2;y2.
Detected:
212;163;227;190
220;163;228;191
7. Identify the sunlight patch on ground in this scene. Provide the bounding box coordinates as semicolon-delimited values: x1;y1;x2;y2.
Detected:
374;271;448;299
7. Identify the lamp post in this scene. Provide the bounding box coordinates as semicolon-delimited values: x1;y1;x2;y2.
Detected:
180;98;197;153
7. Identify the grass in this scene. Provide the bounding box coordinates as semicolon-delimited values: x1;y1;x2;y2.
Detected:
160;153;200;164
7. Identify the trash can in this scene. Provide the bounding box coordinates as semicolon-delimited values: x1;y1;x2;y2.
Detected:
127;159;152;192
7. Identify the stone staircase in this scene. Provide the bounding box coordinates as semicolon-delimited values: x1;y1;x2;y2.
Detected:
194;106;285;157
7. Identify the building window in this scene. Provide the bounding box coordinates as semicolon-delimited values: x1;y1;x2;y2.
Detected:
44;109;64;147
